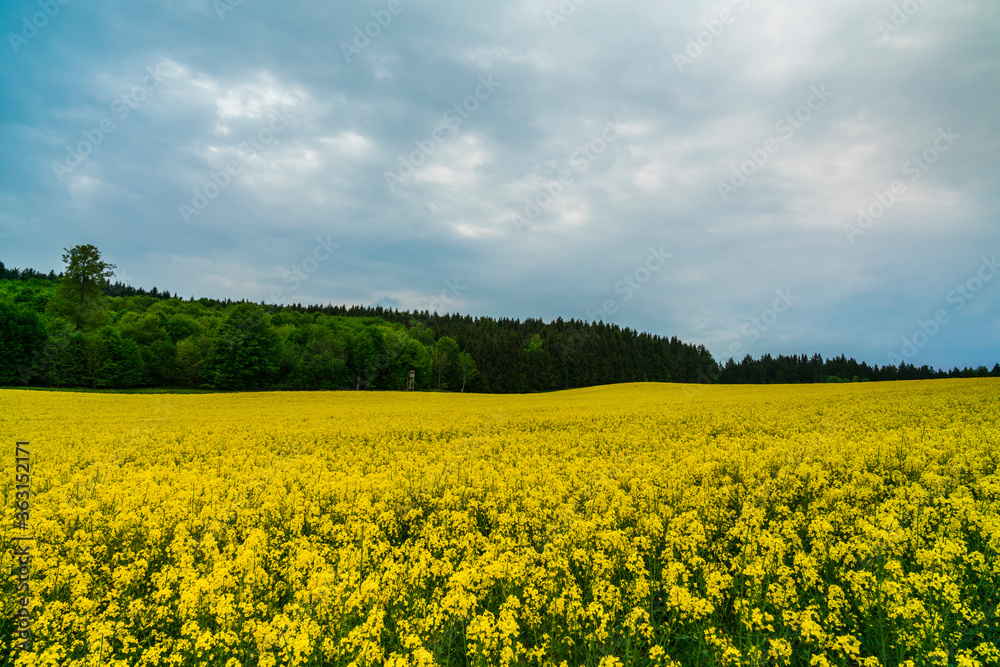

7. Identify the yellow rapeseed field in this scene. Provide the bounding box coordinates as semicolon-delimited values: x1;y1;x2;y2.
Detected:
2;380;1000;667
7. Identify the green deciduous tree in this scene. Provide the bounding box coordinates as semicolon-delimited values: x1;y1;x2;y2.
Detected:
457;351;477;392
283;324;350;390
144;339;178;386
76;327;145;388
165;314;200;343
375;327;432;390
117;312;169;346
49;244;116;329
23;319;77;386
526;333;544;355
393;333;432;390
349;325;386;390
174;336;211;387
202;303;280;389
432;336;460;389
0;302;45;385
431;346;450;389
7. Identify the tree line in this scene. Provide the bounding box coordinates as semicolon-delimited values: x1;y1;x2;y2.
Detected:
716;352;1000;384
0;247;714;391
1;246;997;392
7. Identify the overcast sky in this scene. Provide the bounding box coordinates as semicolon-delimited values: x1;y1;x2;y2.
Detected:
1;0;998;369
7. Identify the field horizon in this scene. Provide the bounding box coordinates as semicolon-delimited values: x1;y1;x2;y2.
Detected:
5;375;993;397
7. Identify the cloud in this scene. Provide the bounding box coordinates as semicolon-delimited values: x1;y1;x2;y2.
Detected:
0;0;997;369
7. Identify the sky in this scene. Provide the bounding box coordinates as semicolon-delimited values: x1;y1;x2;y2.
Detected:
1;0;998;370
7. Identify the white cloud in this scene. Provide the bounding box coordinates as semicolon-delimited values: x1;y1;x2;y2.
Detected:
2;0;997;369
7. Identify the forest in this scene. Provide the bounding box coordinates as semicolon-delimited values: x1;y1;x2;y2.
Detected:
1;246;997;392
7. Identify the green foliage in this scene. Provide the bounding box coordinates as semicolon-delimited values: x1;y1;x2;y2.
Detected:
7;281;55;310
48;244;117;329
0;302;45;384
11;247;1000;394
408;319;436;347
391;332;432;390
354;326;434;391
2;251;737;393
457;351;477;392
203;304;281;390
163;314;201;343
526;332;544;354
143;339;178;386
76;327;145;388
350;325;386;390
23;318;77;386
282;324;350;390
432;336;460;389
175;336;211;387
117;311;168;346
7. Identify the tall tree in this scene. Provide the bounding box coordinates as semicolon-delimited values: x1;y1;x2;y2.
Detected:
283;324;349;390
457;351;477;392
0;302;45;385
202;303;280;389
350;325;386;390
174;336;211;387
49;244;116;329
432;336;460;389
